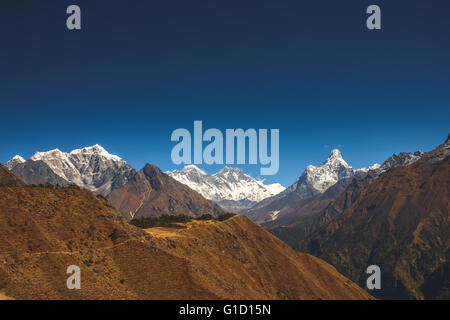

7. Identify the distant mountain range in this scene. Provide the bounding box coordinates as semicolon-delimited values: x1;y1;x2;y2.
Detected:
242;149;424;225
2;135;448;300
5;145;287;216
264;148;427;239
167;165;285;212
0;139;450;299
5;145;225;220
108;164;226;221
6;145;134;196
3;144;427;223
293;136;450;300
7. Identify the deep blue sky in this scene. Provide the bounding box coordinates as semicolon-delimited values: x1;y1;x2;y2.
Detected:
1;0;449;186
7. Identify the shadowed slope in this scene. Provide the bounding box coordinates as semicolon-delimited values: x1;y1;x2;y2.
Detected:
108;164;226;221
297;137;450;299
0;164;26;186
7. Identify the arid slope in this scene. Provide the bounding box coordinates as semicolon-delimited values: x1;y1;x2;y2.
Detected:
0;174;371;299
0;185;215;299
297;138;450;299
0;164;26;187
145;215;373;300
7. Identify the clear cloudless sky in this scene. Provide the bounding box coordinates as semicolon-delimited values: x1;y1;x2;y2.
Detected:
0;0;449;186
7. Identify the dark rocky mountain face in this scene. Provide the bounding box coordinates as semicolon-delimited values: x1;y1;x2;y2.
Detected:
68;146;136;195
11;160;70;187
376;150;424;173
268;171;380;246
0;164;26;187
263;176;357;229
248;148;424;227
295;138;450;300
6;145;135;196
243;148;422;226
6;146;229;222
107;164;227;221
265;146;425;240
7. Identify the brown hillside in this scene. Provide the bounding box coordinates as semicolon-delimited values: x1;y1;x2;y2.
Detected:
10;160;69;187
0;292;14;300
269;174;376;247
298;139;450;300
145;215;373;300
108;164;226;221
0;183;371;300
0;185;212;300
0;164;26;186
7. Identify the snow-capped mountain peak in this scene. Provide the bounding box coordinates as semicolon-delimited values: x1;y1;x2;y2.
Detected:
288;149;354;196
29;149;80;183
323;149;350;168
327;149;343;160
6;145;134;196
31;148;66;161
12;155;25;162
167;166;286;204
5;155;26;170
70;144;122;162
243;147;426;224
216;166;239;173
180;164;207;175
213;166;252;183
286;148;425;199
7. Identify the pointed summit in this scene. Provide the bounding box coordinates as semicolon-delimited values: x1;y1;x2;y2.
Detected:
70;144;122;161
167;165;286;204
286;149;355;197
328;149;342;159
108;163;226;220
322;149;350;169
215;166;242;175
181;164;207;175
214;166;249;183
84;144;107;153
143;163;164;176
5;155;26;170
12;155;25;161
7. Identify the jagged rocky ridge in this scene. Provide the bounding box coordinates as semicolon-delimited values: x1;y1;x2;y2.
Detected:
243;149;424;225
294;136;449;299
167;165;285;212
107;164;227;221
4;145;425;223
6;145;135;196
266;149;426;242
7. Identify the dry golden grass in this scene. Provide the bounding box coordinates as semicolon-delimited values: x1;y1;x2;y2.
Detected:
0;182;372;300
145;216;373;300
0;292;14;300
